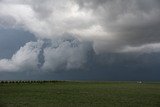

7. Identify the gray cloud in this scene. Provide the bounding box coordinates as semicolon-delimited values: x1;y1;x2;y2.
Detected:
1;0;160;52
0;40;43;72
0;0;160;74
76;0;160;52
42;35;93;71
0;35;93;72
120;43;160;53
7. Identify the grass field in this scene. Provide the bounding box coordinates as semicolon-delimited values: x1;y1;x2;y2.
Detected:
0;81;160;107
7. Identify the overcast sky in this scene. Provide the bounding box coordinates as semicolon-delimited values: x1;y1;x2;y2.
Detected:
0;0;160;80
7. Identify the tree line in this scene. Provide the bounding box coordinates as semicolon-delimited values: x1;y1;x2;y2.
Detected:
0;80;66;84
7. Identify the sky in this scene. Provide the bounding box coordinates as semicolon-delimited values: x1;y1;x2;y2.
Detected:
0;0;160;81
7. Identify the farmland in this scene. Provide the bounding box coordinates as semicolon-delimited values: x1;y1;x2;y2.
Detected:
0;81;160;107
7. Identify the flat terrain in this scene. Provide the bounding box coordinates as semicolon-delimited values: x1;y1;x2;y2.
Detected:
0;81;160;107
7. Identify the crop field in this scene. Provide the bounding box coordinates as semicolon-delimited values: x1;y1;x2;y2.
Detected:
0;81;160;107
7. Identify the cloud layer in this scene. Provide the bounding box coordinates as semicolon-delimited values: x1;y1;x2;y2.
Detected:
0;35;93;72
0;0;160;73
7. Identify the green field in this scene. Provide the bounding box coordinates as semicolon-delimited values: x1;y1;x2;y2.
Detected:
0;81;160;107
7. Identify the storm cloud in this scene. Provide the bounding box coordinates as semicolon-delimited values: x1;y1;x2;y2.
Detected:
0;0;160;80
0;0;160;51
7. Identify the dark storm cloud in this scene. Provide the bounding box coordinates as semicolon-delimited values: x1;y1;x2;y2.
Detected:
1;52;160;81
0;0;160;80
76;0;160;51
1;0;160;52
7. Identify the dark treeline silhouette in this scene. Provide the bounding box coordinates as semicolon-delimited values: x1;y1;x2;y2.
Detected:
0;80;66;84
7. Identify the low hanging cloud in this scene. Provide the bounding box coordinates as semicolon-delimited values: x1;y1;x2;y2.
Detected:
120;43;160;53
0;35;93;72
42;36;92;71
0;0;160;73
0;40;43;72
